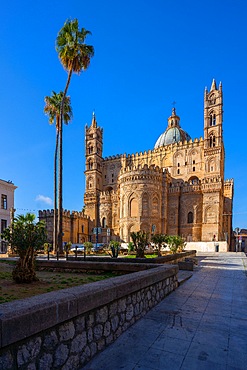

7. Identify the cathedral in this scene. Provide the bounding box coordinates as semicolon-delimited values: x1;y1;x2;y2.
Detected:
84;80;234;248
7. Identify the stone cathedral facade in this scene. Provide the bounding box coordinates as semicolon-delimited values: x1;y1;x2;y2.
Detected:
84;80;233;247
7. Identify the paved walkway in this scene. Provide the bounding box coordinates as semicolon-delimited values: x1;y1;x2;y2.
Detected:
82;252;247;370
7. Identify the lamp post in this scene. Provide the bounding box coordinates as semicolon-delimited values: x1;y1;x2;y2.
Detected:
235;227;240;252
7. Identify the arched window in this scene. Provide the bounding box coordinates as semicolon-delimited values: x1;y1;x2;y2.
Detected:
130;198;138;217
88;160;93;170
102;217;106;228
188;176;199;185
209;135;216;148
152;196;159;215
210;114;216;126
87;176;94;189
188;212;193;224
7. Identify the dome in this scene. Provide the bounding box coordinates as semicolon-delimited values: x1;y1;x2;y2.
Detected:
154;108;191;149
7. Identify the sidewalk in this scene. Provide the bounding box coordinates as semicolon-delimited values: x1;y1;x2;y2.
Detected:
82;252;247;370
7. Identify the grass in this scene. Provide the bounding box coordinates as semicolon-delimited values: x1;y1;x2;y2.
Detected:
124;254;159;258
0;260;119;304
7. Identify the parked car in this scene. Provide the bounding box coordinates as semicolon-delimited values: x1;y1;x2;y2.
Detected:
70;244;85;253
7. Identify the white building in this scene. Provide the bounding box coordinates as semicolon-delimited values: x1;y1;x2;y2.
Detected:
0;179;17;253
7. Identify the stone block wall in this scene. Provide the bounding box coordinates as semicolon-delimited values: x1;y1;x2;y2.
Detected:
0;265;178;370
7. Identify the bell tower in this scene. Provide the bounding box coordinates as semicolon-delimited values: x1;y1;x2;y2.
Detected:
202;80;225;242
204;79;223;151
84;112;103;224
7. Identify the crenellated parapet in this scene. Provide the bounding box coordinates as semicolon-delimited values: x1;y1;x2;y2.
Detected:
119;164;164;185
38;209;88;219
224;179;234;187
104;154;125;161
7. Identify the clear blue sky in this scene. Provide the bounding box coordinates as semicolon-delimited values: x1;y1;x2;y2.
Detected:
1;0;246;230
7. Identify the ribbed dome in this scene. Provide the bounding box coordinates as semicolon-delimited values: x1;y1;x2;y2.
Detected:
154;108;191;149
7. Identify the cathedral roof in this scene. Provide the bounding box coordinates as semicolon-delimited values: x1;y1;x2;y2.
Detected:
154;108;191;148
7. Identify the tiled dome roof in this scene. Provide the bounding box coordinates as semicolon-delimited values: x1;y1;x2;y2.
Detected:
154;108;191;148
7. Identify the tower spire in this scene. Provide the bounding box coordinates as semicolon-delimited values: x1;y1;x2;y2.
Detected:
210;79;217;91
91;111;97;128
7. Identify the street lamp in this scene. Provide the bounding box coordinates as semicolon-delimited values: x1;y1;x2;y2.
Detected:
235;227;240;252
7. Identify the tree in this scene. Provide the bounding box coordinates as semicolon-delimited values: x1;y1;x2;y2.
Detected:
151;233;167;257
130;230;149;258
84;241;93;254
166;235;186;254
1;213;47;283
56;18;94;253
44;91;72;253
108;240;120;258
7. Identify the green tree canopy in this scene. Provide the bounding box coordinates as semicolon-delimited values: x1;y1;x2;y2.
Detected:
166;235;186;254
1;213;47;283
130;230;149;258
151;233;167;257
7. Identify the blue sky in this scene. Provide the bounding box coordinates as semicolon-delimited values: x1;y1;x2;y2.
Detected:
1;0;246;229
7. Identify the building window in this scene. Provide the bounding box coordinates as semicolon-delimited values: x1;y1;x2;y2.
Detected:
193;166;195;172
192;160;195;164
1;195;7;210
102;217;106;228
210;114;216;126
177;163;180;167
209;135;216;148
177;169;180;174
187;212;193;224
1;219;7;233
81;225;84;233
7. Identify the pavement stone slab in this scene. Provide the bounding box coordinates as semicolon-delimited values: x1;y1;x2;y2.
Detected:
82;253;247;370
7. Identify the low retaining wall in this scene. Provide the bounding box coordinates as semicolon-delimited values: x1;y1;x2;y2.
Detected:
185;241;228;252
68;250;196;264
0;264;178;370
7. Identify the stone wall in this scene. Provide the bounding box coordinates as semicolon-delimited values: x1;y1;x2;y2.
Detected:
185;241;228;252
0;264;178;370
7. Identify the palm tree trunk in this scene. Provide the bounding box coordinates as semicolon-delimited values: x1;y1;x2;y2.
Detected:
53;129;58;252
57;68;73;254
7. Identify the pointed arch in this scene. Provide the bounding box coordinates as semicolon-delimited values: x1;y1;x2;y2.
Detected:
152;194;159;215
130;198;138;217
210;113;216;126
187;211;193;224
87;176;94;189
188;176;199;185
209;132;216;147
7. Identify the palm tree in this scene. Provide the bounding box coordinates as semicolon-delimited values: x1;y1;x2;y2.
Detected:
44;91;73;253
56;18;94;252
